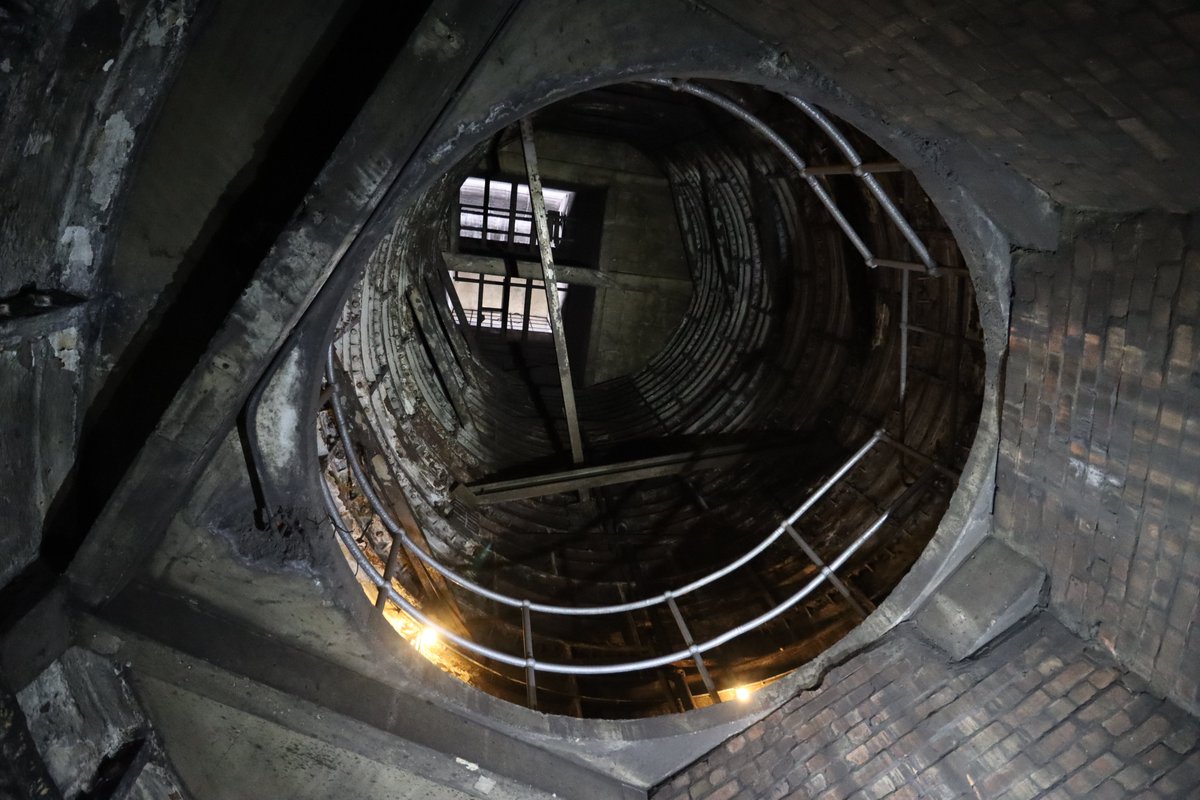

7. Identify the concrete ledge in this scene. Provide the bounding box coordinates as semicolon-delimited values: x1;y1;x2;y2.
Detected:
914;537;1046;661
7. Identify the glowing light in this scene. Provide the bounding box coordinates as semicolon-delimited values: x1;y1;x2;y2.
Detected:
734;686;752;702
415;628;440;652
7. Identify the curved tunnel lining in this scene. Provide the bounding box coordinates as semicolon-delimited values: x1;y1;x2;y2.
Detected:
317;76;990;717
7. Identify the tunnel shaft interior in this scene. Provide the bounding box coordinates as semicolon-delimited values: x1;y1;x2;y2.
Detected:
319;80;986;719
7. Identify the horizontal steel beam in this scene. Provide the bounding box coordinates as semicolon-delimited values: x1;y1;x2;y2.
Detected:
442;251;686;291
453;439;801;506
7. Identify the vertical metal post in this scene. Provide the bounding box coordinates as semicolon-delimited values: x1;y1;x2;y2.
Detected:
666;593;720;703
505;178;519;246
374;534;403;613
519;118;585;464
500;275;511;333
475;274;484;327
784;524;871;619
480;177;490;243
949;274;965;458
521;601;538;710
522;277;534;340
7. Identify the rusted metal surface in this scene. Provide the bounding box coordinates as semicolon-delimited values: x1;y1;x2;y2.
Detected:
519;118;585;465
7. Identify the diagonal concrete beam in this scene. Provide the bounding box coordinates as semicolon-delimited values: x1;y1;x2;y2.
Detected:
68;0;521;606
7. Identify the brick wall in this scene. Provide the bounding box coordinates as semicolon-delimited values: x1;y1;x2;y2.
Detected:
996;212;1200;714
707;0;1200;213
653;615;1200;799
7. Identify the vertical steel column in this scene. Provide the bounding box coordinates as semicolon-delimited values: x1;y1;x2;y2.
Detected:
519;118;585;463
521;601;538;709
666;593;720;703
480;177;490;243
472;273;482;326
500;275;511;333
522;277;533;340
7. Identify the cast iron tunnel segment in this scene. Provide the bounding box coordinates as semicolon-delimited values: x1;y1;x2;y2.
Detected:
318;78;985;717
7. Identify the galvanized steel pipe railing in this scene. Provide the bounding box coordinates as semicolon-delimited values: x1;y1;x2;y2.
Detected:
318;80;966;689
647;78;940;277
321;347;949;678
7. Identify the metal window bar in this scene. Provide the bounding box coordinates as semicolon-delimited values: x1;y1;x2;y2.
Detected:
457;180;567;249
456;310;553;334
451;271;558;334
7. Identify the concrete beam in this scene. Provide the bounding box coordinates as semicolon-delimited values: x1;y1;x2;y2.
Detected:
80;585;646;800
67;0;521;605
914;537;1046;661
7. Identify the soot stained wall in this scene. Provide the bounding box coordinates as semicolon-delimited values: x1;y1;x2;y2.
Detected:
997;211;1200;716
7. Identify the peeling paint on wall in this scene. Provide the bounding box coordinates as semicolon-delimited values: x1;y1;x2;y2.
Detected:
58;225;94;280
88;112;136;211
50;327;81;372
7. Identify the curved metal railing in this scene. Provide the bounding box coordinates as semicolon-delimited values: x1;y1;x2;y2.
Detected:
319;81;965;705
645;78;939;276
322;350;947;684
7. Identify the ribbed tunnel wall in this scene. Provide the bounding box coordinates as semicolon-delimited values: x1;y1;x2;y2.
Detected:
3;0;1200;797
326;85;985;717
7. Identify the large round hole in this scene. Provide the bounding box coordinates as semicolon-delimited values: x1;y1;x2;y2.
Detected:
318;79;986;719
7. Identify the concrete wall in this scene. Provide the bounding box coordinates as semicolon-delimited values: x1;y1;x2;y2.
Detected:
0;0;199;585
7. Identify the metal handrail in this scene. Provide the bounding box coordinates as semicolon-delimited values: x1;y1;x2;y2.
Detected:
320;423;929;676
783;95;936;272
647;79;939;276
326;347;883;617
319;82;961;685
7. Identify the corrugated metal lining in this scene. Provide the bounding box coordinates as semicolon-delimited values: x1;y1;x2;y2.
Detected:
329;84;986;717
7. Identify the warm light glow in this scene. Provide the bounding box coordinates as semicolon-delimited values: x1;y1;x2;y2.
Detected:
734;686;752;702
415;627;440;652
